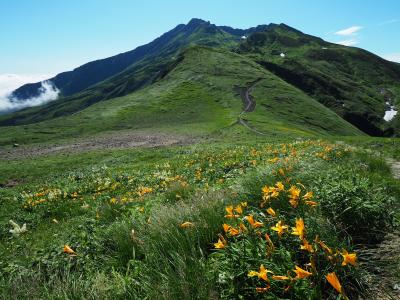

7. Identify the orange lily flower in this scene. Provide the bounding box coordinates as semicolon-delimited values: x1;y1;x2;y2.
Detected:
63;245;76;256
271;220;288;237
341;249;357;266
325;272;343;295
291;218;305;240
315;236;333;254
248;264;272;282
300;239;314;253
305;200;318;207
275;182;285;191
302;191;313;200
246;215;263;228
272;275;290;281
180;221;194;228
293;266;312;279
266;207;276;217
214;238;226;249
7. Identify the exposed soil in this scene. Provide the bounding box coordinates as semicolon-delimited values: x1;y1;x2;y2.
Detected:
386;158;400;180
0;131;196;160
360;231;400;299
361;159;400;299
235;78;267;135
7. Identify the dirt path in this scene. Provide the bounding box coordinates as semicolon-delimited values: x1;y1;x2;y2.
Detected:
235;78;267;135
361;158;400;299
0;131;196;160
386;158;400;179
361;231;400;299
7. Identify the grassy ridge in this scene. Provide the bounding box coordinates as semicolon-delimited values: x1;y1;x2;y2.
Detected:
0;47;361;146
238;25;400;135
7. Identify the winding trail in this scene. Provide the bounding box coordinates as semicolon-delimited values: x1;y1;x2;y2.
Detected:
235;78;268;135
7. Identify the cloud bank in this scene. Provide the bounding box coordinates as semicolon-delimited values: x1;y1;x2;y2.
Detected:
0;74;59;113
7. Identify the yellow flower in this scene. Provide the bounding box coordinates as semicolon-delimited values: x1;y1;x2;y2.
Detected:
315;236;333;254
305;200;318;207
270;188;280;198
223;224;240;236
325;272;343;294
288;186;301;198
268;157;279;163
224;205;235;218
225;205;241;218
288;185;301;208
239;222;248;232
137;186;153;197
275;182;285;191
63;245;76;256
214;237;226;249
271;220;288;237
264;233;275;254
223;223;231;233
246;215;264;228
266;207;276;217
240;201;248;208
302;191;313;200
248;264;272;282
291;218;305;240
272;275;290;281
262;186;271;195
341;249;357;266
300;239;314;253
234;204;243;215
180;221;194;228
229;227;240;236
293;266;312;279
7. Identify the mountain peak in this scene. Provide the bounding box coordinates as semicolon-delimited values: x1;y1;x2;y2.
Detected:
187;18;209;26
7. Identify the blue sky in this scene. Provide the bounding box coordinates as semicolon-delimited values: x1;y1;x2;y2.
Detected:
0;0;399;93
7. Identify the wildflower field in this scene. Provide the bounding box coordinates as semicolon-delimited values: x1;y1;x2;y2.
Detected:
0;138;399;299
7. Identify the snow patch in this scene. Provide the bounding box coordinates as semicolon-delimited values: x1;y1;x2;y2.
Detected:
384;105;398;122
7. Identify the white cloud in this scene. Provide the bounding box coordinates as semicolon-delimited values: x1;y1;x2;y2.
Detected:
0;73;50;98
336;39;358;46
334;26;363;36
382;53;400;63
0;74;59;113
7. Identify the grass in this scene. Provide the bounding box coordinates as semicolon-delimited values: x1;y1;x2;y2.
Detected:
0;47;362;147
0;137;398;299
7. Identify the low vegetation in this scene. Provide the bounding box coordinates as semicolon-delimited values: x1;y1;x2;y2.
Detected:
0;138;398;299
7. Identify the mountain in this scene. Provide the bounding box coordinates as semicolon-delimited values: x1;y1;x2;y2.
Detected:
0;18;399;141
9;19;245;100
236;24;400;135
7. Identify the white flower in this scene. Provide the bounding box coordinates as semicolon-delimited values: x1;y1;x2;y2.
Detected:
9;220;27;235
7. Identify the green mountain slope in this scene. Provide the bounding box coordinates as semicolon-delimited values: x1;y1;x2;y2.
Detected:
0;47;362;146
237;24;400;135
9;19;240;100
1;19;398;139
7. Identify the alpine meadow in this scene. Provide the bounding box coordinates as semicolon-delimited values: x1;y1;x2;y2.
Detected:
0;7;399;300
